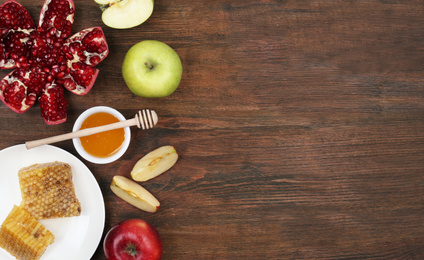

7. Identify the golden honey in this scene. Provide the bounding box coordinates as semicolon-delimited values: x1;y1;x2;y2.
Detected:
0;205;54;260
79;112;125;158
18;162;81;219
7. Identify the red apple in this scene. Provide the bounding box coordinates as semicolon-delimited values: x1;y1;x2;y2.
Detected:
103;219;163;260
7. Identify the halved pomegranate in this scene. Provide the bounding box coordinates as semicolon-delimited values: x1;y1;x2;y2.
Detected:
0;0;109;124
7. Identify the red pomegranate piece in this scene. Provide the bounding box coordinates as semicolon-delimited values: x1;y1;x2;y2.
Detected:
0;0;109;124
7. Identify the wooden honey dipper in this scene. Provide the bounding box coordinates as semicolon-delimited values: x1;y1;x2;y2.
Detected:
25;109;158;149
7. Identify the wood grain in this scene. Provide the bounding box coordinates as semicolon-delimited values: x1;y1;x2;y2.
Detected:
0;0;424;259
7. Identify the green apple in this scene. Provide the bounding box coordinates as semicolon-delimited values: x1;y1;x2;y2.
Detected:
122;40;183;98
94;0;154;29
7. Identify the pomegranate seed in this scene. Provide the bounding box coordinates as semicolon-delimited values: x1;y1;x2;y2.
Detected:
57;72;65;78
49;28;56;36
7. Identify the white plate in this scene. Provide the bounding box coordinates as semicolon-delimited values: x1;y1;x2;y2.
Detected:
0;144;105;260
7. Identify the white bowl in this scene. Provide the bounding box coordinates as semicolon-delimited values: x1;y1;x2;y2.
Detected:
72;106;131;164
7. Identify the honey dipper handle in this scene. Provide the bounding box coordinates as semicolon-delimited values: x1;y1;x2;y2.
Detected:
25;118;138;149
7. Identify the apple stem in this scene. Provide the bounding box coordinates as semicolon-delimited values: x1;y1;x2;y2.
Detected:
126;244;139;257
144;62;154;70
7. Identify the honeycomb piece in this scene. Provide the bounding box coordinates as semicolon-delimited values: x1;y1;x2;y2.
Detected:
18;161;81;220
0;205;54;260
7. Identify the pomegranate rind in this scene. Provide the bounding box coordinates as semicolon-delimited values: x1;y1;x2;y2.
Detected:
62;27;109;67
0;0;35;31
39;82;68;125
0;0;36;69
0;68;38;113
0;78;33;113
30;0;76;69
60;26;108;95
61;67;99;95
38;0;75;39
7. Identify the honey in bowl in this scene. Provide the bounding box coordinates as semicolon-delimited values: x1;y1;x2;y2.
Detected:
79;112;125;158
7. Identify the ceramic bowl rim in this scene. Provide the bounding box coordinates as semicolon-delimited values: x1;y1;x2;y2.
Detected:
72;106;131;164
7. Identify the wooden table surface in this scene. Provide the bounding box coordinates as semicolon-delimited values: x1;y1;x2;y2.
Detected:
1;0;424;259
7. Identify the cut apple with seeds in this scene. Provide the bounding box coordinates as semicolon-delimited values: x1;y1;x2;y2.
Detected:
131;145;178;182
110;176;160;213
94;0;154;29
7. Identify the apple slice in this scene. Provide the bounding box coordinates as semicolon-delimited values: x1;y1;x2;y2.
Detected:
131;145;178;182
94;0;154;29
110;176;160;212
